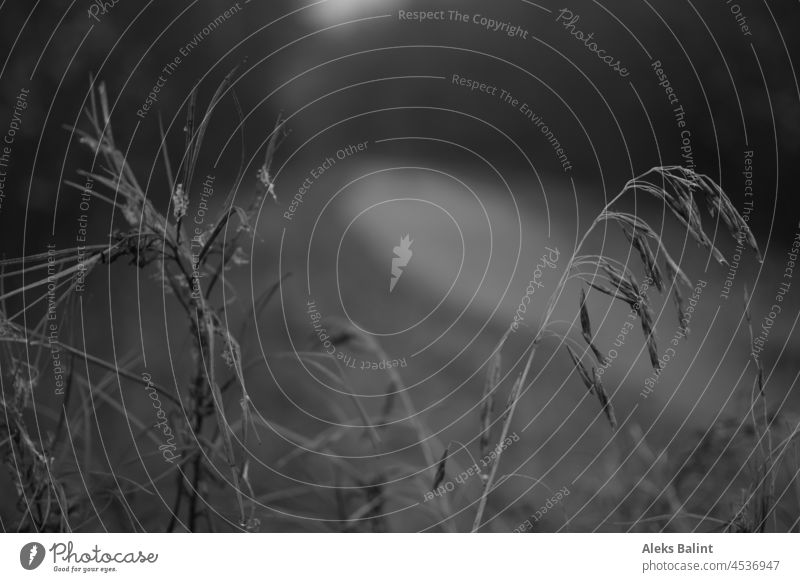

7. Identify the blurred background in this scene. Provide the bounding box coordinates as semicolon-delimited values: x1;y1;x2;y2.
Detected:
1;0;799;532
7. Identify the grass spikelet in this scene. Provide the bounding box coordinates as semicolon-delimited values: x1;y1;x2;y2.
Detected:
565;346;617;429
601;211;664;292
621;166;724;264
637;299;660;371
600;209;694;335
588;261;642;309
257;116;287;203
433;446;449;490
579;288;605;363
480;351;500;458
694;173;763;263
587;262;660;370
621;166;762;265
623;226;663;292
665;255;691;333
565;345;594;391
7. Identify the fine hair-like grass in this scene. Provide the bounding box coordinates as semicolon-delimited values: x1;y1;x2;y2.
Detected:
470;166;763;531
2;74;794;533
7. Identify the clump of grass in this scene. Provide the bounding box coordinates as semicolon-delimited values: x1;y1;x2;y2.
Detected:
0;72;288;531
1;73;458;532
716;285;800;533
471;165;762;531
0;77;783;532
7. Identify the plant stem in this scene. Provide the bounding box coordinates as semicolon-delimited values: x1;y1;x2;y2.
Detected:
471;342;536;532
470;188;628;531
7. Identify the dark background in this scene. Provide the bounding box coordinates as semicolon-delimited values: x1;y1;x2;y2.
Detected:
1;0;798;248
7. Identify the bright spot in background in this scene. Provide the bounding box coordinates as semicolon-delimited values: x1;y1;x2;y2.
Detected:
303;0;406;26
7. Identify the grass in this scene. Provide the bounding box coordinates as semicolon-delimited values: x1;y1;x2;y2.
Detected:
0;73;796;533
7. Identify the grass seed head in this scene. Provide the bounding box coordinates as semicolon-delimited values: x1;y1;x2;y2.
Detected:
637;301;660;370
623;226;663;292
565;345;594;394
433;446;449;490
579;288;605;363
591;261;642;309
565;347;616;429
172;183;188;221
695;173;763;263
623;167;725;264
623;166;762;266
